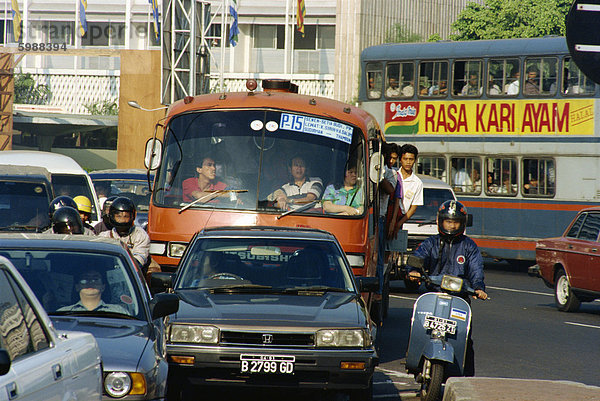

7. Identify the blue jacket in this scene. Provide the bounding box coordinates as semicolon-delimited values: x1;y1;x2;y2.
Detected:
409;234;485;291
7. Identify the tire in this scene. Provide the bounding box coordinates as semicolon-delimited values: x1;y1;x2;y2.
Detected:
554;269;580;312
420;360;445;401
348;378;373;401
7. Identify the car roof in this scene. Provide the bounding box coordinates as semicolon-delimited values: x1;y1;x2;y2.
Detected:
0;164;52;182
198;226;338;241
89;168;153;180
0;151;86;174
0;233;130;254
417;174;454;190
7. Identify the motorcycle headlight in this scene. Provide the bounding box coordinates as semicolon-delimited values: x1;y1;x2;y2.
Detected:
316;329;368;347
104;372;146;398
170;324;219;344
440;275;463;292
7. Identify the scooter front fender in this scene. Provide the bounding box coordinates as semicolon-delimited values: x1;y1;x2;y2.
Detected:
423;339;455;364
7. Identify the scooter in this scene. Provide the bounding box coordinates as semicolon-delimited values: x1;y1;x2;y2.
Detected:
404;255;478;401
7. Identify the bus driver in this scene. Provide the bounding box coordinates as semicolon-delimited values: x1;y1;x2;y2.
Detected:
182;156;228;203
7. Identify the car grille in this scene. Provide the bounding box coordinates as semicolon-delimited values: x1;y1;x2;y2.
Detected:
220;331;315;347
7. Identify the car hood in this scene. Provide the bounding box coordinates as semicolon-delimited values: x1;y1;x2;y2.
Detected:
52;316;151;371
171;290;364;328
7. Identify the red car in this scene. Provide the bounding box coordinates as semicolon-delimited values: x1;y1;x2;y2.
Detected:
531;207;600;312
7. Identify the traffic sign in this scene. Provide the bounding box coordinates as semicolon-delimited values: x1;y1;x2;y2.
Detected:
566;0;600;84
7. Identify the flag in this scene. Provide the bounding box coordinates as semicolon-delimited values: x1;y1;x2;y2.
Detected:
296;0;305;37
11;0;21;42
149;0;160;41
228;0;239;47
79;0;88;37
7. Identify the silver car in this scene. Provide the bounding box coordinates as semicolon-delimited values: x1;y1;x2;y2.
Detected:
0;255;103;400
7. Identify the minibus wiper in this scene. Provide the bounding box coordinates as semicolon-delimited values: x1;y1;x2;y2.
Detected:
277;200;318;220
178;189;248;213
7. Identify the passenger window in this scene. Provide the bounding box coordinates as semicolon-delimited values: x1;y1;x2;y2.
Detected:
577;213;600;241
524;57;558;96
450;157;481;194
566;214;586;238
453;60;482;97
522;158;555;197
485;158;517;196
386;62;415;99
488;58;520;97
366;63;383;99
562;58;596;96
417;156;446;182
418;61;448;98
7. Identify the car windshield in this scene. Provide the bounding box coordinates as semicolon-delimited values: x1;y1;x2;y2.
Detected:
0;181;50;231
4;249;143;319
92;178;151;212
176;237;355;292
408;188;455;223
52;174;98;221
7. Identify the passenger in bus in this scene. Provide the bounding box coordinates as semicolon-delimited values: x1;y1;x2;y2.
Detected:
401;78;415;97
418;77;430;96
270;156;323;211
460;74;482;96
505;71;520;95
488;76;501;95
524;178;539;194
368;76;381;98
524;67;540;95
182;156;228;203
386;77;401;98
322;165;363;216
498;173;517;194
470;169;481;192
486;172;499;193
428;80;448;96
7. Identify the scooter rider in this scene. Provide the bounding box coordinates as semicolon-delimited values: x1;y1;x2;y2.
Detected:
407;199;487;376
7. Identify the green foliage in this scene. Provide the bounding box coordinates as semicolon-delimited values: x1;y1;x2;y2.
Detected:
14;73;51;104
451;0;572;41
84;100;119;115
427;34;442;42
385;23;423;43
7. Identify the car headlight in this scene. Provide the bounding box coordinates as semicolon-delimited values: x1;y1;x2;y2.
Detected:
168;242;187;258
104;372;146;398
316;329;368;347
170;324;220;344
440;275;463;292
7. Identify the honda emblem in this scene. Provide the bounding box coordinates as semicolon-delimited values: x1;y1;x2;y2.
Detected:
262;334;273;344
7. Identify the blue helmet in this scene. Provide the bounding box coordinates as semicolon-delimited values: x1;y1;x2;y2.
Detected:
437;200;467;240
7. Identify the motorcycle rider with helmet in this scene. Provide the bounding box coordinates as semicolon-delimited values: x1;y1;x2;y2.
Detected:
407;199;487;376
73;195;95;232
49;206;85;234
46;196;94;235
99;196;150;269
93;195;118;234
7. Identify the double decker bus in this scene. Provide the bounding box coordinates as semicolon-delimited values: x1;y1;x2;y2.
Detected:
360;36;600;265
144;79;391;316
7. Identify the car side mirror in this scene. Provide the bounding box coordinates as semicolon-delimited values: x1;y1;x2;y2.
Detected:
150;292;179;319
0;349;10;376
151;272;175;293
466;214;473;227
357;276;379;293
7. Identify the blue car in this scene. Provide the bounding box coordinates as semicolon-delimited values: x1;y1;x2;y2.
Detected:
0;234;179;400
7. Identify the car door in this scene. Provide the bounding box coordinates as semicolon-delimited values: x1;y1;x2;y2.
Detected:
0;270;64;401
570;212;600;290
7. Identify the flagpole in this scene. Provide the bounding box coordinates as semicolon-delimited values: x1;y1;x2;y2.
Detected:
290;0;295;80
22;0;26;43
284;0;289;75
220;0;226;92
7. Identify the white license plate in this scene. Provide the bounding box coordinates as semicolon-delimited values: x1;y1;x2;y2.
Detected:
240;354;295;374
423;315;457;335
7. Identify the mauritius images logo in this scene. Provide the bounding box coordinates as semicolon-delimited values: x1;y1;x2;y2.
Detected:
384;102;420;135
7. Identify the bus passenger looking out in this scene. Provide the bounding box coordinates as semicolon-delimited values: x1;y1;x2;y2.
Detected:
488;76;501;95
182;156;228;203
428;80;447;96
270;156;324;211
524;67;540;95
506;71;520;95
401;77;415;97
386;77;401;98
322;165;363;216
460;74;482;96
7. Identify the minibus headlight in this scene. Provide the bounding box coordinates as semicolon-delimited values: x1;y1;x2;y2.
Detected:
168;242;187;258
149;242;166;256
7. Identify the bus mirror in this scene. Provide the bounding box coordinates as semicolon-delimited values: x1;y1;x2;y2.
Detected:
369;152;384;183
466;214;473;227
144;138;163;170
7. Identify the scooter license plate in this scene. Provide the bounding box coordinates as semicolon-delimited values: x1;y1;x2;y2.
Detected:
423;315;457;335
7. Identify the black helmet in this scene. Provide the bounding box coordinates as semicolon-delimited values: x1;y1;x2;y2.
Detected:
101;195;119;228
109;196;136;235
437;200;467;240
51;206;84;234
48;196;77;218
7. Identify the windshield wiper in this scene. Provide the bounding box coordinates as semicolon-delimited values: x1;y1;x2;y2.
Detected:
178;189;248;214
281;285;349;293
277;200;318;220
51;311;137;320
0;225;40;231
208;284;274;293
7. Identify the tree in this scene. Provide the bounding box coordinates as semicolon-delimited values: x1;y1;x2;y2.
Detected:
385;24;423;43
451;0;572;41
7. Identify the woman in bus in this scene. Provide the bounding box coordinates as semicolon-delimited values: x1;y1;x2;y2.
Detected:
322;165;363;216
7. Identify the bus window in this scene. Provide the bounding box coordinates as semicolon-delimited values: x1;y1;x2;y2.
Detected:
386;62;414;98
366;63;383;99
453;60;482;97
450;157;481;194
524;57;558;96
486;158;517;196
563;58;596;96
522;158;555;197
417;156;446;182
418;61;448;97
487;58;519;97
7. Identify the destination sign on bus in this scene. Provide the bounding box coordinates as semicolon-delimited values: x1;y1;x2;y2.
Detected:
384;99;594;136
280;113;354;144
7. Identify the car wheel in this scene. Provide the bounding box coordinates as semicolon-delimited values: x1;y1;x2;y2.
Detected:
554;269;580;312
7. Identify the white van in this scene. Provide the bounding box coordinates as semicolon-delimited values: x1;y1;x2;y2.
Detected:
0;151;101;224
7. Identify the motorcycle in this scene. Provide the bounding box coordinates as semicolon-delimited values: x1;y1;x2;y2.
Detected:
404;255;481;401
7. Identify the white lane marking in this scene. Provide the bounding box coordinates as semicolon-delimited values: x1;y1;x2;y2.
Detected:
390;294;418;301
486;285;551;297
565;321;600;329
376;366;414;379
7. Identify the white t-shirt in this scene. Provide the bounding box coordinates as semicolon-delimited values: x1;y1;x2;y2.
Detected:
398;169;424;214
